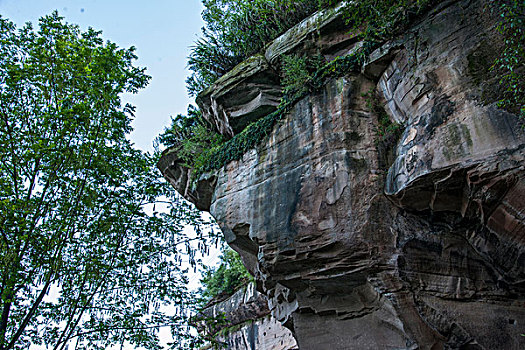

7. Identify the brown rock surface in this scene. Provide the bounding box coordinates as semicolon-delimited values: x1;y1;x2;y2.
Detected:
196;54;282;139
156;149;216;211
160;0;525;349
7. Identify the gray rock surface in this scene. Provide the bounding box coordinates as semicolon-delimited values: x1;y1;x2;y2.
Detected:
214;315;298;350
196;55;282;139
160;0;525;349
198;284;297;350
156;149;217;211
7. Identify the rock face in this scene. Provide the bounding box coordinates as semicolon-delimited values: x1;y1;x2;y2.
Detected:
157;149;217;211
160;0;525;349
196;54;282;139
198;284;297;350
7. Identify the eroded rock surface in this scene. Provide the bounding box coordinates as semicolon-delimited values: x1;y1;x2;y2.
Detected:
196;55;282;139
157;150;216;211
160;0;525;349
198;284;297;350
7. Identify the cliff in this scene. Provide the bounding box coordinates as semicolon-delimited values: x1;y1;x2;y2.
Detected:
159;0;525;348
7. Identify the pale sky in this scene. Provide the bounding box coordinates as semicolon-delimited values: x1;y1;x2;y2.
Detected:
0;0;205;152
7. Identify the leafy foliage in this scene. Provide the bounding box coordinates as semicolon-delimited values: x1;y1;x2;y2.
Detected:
187;0;434;97
491;0;524;118
156;105;224;171
186;0;335;96
281;54;326;100
340;0;433;41
200;248;253;301
0;13;217;350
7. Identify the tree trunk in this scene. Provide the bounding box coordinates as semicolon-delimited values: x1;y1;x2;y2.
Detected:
0;297;13;350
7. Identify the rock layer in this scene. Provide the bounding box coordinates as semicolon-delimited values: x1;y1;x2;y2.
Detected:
198;284;297;350
160;0;525;349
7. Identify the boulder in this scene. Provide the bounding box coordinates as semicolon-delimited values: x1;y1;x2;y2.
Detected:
156;149;217;211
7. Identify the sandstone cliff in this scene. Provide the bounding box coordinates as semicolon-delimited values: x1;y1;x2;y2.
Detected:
159;1;525;348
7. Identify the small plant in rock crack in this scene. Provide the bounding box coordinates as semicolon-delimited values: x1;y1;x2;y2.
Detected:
489;0;525;119
156;105;224;171
362;88;403;140
362;88;404;168
280;53;326;101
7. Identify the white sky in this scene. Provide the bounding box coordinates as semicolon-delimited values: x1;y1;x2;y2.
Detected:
0;0;205;152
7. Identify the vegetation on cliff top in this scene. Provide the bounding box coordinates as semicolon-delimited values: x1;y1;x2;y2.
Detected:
186;0;438;97
159;0;434;177
186;0;336;97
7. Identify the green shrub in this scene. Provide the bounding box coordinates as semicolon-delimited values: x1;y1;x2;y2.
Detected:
340;0;434;41
187;0;336;96
490;0;524;118
200;248;253;301
156;105;224;169
281;54;326;100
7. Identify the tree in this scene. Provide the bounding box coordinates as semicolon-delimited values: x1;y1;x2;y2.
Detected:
0;12;215;350
199;247;253;302
491;0;524;118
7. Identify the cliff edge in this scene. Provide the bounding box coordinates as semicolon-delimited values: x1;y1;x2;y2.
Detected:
159;1;525;348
